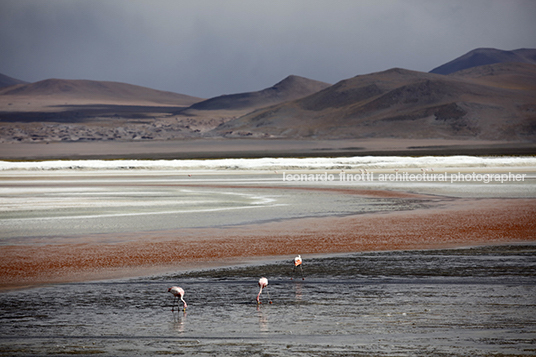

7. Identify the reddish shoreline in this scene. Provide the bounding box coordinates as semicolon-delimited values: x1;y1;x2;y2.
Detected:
1;196;535;290
1;138;534;161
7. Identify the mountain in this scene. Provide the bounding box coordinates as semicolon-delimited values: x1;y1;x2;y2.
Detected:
447;62;536;90
211;63;536;141
0;78;206;141
430;48;536;75
0;73;28;88
187;75;331;111
0;78;202;106
3;51;535;144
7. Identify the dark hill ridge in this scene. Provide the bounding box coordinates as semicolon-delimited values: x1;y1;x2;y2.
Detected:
0;73;27;88
212;63;536;141
448;62;536;90
430;48;536;75
0;78;202;106
187;75;331;111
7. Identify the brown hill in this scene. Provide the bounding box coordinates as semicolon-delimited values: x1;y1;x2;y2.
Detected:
0;78;202;107
0;73;27;88
171;75;331;137
211;63;536;141
447;62;536;90
430;48;536;75
186;75;331;111
0;78;207;141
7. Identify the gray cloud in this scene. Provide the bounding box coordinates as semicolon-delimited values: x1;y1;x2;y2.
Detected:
1;0;535;98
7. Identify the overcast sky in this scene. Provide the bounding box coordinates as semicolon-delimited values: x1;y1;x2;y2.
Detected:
1;0;535;98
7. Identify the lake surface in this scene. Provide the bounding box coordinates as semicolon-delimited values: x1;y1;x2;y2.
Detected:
1;245;535;356
0;175;422;242
1;157;535;355
1;165;534;242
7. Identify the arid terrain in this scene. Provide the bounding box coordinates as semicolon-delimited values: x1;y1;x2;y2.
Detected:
429;47;536;75
214;62;536;141
0;48;535;157
0;75;331;145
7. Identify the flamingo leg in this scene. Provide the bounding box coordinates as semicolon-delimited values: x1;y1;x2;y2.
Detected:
173;296;182;312
266;289;272;304
292;264;304;280
257;286;263;304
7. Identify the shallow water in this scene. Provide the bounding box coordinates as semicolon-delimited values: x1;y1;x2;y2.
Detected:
1;245;535;356
2;169;533;242
0;174;424;242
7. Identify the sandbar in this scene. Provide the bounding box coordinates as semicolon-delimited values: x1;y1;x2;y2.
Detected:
1;191;534;290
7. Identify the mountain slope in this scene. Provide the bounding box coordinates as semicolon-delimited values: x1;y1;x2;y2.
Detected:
0;73;28;88
187;75;331;111
448;62;536;90
430;48;536;75
211;64;536;141
0;78;202;106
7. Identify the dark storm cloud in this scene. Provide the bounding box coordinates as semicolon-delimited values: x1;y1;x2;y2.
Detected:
1;0;535;97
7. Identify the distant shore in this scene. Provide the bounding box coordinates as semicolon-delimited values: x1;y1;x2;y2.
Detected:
1;138;535;161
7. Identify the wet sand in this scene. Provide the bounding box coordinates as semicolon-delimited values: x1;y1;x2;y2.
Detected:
2;192;535;290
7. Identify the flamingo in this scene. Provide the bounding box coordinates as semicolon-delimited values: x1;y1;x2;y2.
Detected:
168;286;187;311
292;255;304;280
256;277;271;304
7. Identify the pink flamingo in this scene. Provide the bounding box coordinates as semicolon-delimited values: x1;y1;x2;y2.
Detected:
256;277;271;304
168;286;187;311
292;255;304;280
